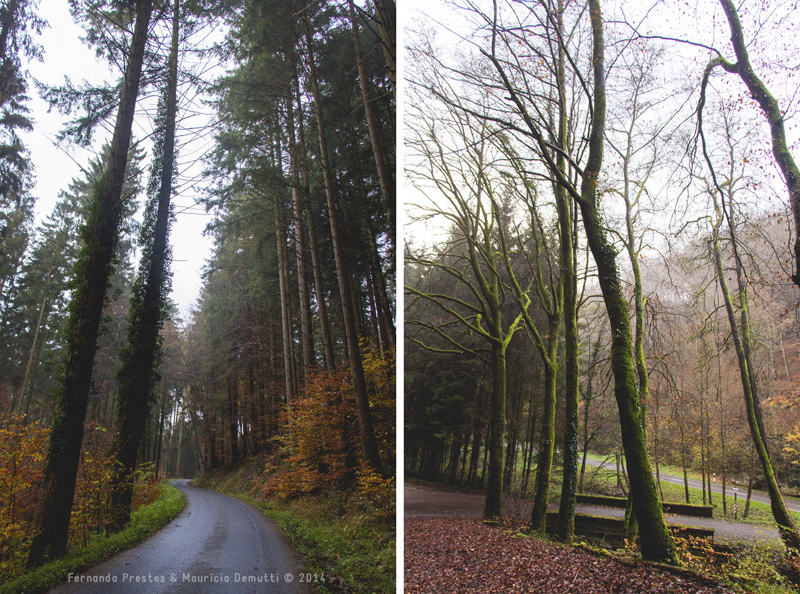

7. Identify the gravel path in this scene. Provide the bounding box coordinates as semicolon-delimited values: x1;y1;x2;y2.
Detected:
405;482;781;545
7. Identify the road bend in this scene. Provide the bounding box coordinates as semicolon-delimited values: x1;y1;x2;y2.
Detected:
50;480;314;594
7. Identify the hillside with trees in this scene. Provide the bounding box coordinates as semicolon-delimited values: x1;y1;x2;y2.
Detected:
405;0;800;589
0;0;394;589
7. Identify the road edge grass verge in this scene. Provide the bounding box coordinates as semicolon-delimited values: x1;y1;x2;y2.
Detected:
193;457;396;594
0;482;185;594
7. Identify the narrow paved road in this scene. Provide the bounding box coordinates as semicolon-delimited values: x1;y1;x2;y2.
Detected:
50;480;313;594
582;455;800;513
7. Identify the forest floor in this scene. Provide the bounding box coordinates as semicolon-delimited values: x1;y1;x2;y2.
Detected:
404;483;798;592
405;516;736;594
404;482;781;545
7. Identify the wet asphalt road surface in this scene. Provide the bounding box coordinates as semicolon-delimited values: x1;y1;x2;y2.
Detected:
50;480;313;594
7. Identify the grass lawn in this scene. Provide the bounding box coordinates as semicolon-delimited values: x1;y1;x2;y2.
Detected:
582;464;800;530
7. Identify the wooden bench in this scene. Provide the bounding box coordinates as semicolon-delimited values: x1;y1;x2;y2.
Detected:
545;511;715;543
576;494;714;518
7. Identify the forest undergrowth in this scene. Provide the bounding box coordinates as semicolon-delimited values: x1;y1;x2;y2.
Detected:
0;411;184;591
0;462;186;594
192;347;396;594
194;455;395;594
409;460;800;592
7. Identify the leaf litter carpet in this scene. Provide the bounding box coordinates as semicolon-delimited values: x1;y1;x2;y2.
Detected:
405;517;733;593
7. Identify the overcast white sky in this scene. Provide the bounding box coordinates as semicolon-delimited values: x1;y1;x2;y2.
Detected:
23;0;218;317
403;0;800;254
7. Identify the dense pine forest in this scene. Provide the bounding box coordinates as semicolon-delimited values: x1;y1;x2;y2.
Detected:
0;0;395;586
405;0;800;590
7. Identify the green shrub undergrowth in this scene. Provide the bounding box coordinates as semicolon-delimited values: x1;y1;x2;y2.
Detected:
0;482;185;594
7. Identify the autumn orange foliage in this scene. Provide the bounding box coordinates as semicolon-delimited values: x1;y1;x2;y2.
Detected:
0;413;48;579
265;341;395;516
0;414;161;580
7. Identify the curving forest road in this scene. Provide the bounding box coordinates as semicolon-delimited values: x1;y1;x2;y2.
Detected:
50;480;314;594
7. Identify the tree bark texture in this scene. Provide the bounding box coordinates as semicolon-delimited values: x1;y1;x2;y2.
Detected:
303;15;384;475
108;0;180;532
573;0;677;564
27;0;153;565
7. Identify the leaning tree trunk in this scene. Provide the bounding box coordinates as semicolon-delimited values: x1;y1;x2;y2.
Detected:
108;0;180;533
710;201;800;550
714;0;800;290
26;0;153;566
573;0;677;564
303;15;384;475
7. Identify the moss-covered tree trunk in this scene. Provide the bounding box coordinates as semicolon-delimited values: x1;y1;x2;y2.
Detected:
553;7;580;539
529;330;558;533
484;340;507;518
573;0;676;564
108;0;179;533
715;0;800;290
26;0;153;565
710;196;800;550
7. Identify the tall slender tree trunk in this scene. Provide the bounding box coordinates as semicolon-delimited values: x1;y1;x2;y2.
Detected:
22;291;47;417
286;73;314;378
303;15;383;475
554;20;580;535
372;0;396;99
530;335;558;533
108;0;180;532
710;193;800;549
175;402;183;477
275;205;295;404
27;0;153;565
484;341;507;518
348;0;395;243
154;386;167;480
572;0;676;563
364;213;394;349
294;80;335;371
